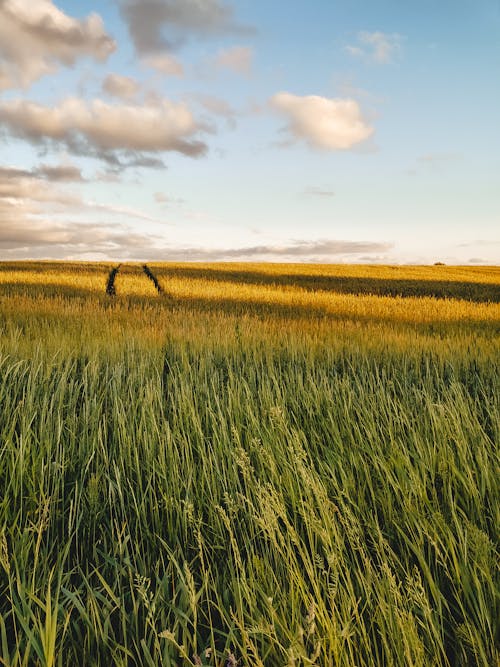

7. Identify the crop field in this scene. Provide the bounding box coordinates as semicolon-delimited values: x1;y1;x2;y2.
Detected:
0;261;498;666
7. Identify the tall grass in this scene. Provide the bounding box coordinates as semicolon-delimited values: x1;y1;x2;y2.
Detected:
0;262;498;665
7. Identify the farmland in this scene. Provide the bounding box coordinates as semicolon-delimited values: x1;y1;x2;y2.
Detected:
0;261;498;666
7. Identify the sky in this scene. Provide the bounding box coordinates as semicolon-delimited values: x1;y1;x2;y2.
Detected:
0;0;499;264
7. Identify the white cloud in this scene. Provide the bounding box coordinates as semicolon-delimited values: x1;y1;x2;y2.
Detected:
0;97;209;163
142;53;184;76
213;46;253;75
102;74;140;100
270;92;373;151
346;31;402;64
0;0;115;90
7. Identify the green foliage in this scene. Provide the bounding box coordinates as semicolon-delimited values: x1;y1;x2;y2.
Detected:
0;262;498;665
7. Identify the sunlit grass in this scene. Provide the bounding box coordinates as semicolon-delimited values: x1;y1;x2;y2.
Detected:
0;261;498;666
114;264;160;298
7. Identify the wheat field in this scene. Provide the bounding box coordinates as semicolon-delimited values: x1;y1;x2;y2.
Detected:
0;261;498;666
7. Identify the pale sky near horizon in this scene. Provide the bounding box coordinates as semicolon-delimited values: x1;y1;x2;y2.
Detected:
0;0;499;264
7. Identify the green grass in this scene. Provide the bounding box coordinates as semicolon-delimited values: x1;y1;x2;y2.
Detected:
0;262;498;666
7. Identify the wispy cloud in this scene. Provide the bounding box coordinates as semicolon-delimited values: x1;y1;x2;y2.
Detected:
0;219;163;260
194;94;239;128
417;153;461;168
86;201;169;224
139;239;393;261
457;240;500;248
0;163;392;262
0;163;169;258
270;92;373;151
142;53;184;77
303;187;335;197
102;74;140;100
0;0;115;90
212;46;253;75
118;0;254;54
154;192;184;205
346;31;403;64
35;163;85;182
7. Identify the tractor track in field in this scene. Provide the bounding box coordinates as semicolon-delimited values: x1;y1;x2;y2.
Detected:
143;264;162;294
106;264;121;295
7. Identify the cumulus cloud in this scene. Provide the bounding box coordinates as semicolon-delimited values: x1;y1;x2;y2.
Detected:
0;0;115;90
213;46;253;75
142;53;184;76
0;97;209;165
270;92;373;151
346;31;402;64
102;73;140;100
118;0;254;54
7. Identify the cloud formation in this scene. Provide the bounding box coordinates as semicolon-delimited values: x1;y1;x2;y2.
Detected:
0;163;167;258
215;239;391;258
0;163;165;222
102;74;140;100
0;97;209;165
346;31;402;64
35;163;85;182
0;169;391;260
126;239;393;261
270;93;373;150
0;164;391;261
0;0;115;90
0;167;78;207
0;219;161;259
194;94;238;128
119;0;253;54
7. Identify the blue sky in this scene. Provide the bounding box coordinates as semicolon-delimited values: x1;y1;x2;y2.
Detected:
0;0;498;263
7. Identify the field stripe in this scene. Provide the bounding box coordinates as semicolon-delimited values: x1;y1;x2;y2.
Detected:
142;264;162;294
106;264;121;295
